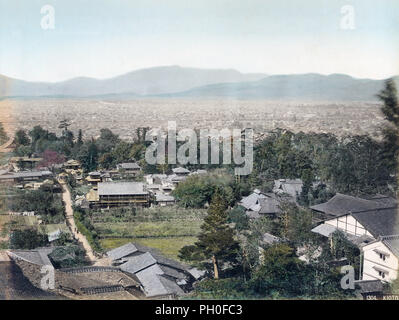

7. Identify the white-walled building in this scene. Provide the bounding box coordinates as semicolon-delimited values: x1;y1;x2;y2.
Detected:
362;235;399;282
311;194;399;283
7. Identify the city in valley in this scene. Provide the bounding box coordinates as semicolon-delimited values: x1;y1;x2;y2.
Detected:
2;99;387;140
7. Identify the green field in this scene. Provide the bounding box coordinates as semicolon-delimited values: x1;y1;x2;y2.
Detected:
92;205;207;261
0;214;40;239
39;223;70;234
94;219;203;238
100;236;198;261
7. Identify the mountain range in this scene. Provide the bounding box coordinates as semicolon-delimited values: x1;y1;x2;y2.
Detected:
0;66;397;101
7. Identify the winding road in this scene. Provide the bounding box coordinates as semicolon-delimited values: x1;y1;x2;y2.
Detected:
59;181;97;262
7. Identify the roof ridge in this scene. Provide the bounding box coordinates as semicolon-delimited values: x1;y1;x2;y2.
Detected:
350;205;398;214
380;234;399;240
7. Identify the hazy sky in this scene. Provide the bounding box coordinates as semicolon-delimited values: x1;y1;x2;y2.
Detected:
0;0;398;82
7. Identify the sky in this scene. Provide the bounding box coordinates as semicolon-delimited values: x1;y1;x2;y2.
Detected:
0;0;398;82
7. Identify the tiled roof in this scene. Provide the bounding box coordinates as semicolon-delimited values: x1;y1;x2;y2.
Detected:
172;167;190;174
107;243;191;297
380;234;399;257
118;163;141;170
352;207;399;238
239;192;267;210
355;280;384;293
311;223;338;237
120;252;157;274
107;242;138;261
98;182;148;196
258;196;281;214
0;170;53;180
310;193;395;217
9;247;55;266
155;194;175;202
135;265;184;297
273;179;303;198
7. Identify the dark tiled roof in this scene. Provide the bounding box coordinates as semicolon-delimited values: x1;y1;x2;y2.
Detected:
98;182;148;196
118;163;141;170
240;192;267;210
310;193;396;217
135;265;184;297
9;247;55;266
0;170;53;180
172;167;190;174
381;234;399;257
107;243;138;261
159;265;188;280
352;207;399;238
311;223;338;237
258;196;281;214
120;252;157;274
355;280;384;293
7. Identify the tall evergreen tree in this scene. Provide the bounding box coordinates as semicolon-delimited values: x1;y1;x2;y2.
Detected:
179;189;240;279
378;78;399;175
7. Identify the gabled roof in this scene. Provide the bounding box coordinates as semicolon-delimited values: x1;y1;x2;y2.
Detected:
172;167;190;174
168;174;187;182
117;162;141;170
355;280;384;294
155;194;175;202
380;234;399;257
111;242;190;298
120;252;157;274
239;192;267;210
310;193;395;217
135;265;184;297
0;170;53;180
258;196;281;214
273;179;303;198
311;223;338;237
8;247;55;266
352;207;399;238
365;194;398;208
107;242;188;271
98;182;148;196
107;242;139;261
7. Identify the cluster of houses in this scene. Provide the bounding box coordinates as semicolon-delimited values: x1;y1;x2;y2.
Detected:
1;155;207;209
81;163;206;208
6;241;204;299
239;185;399;289
106;242;203;298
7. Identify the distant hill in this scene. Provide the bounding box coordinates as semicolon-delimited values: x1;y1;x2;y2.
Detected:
0;66;397;101
0;66;266;98
163;74;399;101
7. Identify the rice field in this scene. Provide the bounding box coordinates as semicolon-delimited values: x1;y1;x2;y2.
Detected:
92;205;207;261
100;236;198;261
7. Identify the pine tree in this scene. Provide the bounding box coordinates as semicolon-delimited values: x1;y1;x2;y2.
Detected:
378;78;399;128
179;189;239;279
378;78;399;185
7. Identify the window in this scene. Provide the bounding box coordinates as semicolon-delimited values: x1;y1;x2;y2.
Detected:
378;271;386;279
380;253;386;261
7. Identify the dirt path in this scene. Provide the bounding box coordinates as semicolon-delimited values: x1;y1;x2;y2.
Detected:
59;181;97;262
